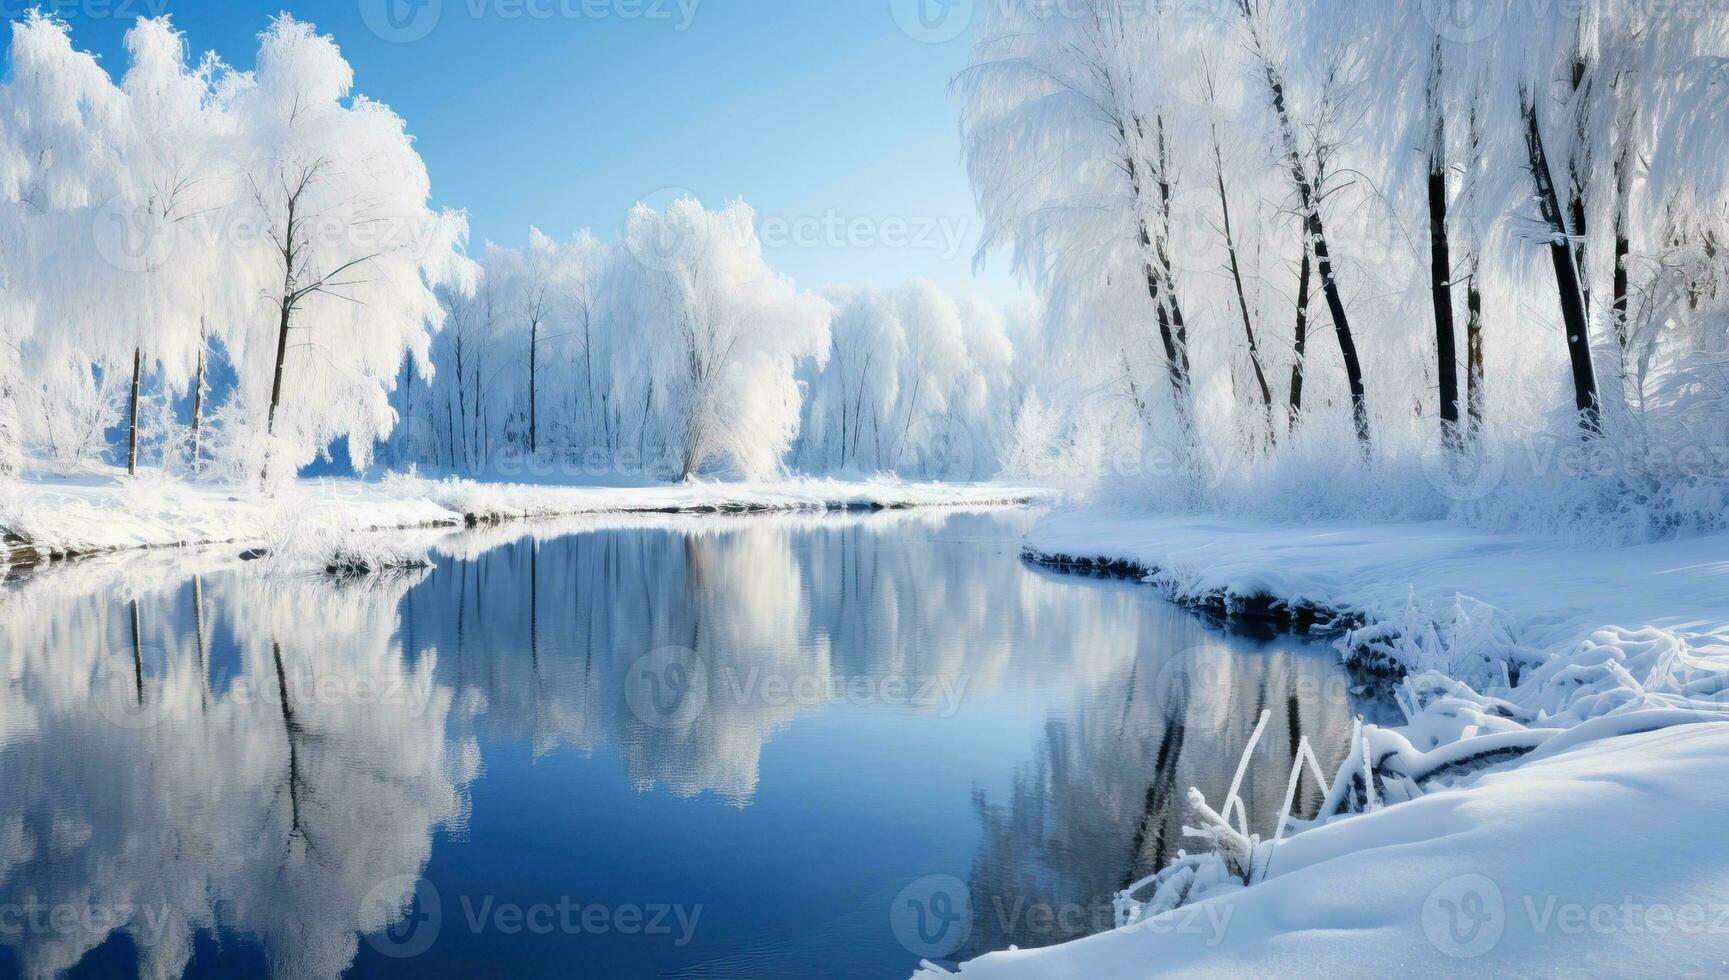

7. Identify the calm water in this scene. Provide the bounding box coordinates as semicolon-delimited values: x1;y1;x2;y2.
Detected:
0;510;1362;979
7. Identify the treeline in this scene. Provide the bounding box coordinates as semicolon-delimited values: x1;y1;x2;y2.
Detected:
0;13;1024;485
387;221;1023;482
963;0;1729;530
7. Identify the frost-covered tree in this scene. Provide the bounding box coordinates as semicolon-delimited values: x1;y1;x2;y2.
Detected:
799;279;1013;479
611;199;830;479
107;17;236;476
956;0;1194;431
0;13;130;472
223;16;475;483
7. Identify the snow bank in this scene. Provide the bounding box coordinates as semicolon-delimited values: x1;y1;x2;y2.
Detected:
918;722;1729;979
1023;511;1729;684
0;470;1053;564
408;474;1054;523
940;510;1729;977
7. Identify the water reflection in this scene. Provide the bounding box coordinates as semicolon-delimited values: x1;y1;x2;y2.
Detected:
0;511;1363;978
964;622;1357;954
0;563;469;979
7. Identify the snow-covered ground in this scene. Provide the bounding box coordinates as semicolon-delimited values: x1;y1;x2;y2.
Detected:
918;510;1729;978
0;470;1053;563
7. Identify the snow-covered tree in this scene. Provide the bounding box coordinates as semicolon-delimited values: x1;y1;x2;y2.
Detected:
221;15;475;483
611;198;830;479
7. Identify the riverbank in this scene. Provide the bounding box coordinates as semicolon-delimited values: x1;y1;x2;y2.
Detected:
0;471;1054;568
918;510;1729;977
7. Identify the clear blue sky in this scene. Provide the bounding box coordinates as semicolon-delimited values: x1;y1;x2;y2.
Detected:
6;0;1019;302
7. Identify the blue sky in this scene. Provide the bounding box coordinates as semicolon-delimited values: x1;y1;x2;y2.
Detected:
6;0;1019;302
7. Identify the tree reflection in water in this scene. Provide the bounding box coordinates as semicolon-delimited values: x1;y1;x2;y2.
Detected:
0;511;1362;978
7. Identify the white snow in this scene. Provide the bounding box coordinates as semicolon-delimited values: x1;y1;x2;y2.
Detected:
1023;511;1729;678
920;722;1729;979
0;469;1053;560
918;509;1729;978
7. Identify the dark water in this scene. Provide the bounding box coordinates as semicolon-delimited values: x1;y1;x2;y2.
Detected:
0;510;1361;979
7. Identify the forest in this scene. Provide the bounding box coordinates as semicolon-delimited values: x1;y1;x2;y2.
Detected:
1;1;1726;543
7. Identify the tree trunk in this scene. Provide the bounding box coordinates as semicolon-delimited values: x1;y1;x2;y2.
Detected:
528;320;539;455
189;334;206;475
1211;135;1274;440
1122;118;1187;406
192;575;209;712
262;298;293;484
1289;245;1312;431
127;346;142;477
1429;158;1461;449
1155;117;1192;385
130;599;144;704
1568;54;1593;314
1240;18;1370;446
1466;258;1485;436
1523;95;1602;434
1611;135;1634;355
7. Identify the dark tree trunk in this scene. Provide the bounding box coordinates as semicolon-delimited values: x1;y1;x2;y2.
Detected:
192;575;209;713
1429;164;1461;448
528;321;539;454
1466;259;1485;435
262;298;293;484
189;334;206;474
1212;135;1274;440
1122;116;1187;407
1155;117;1192;385
1240;18;1370;446
127;346;142;476
1523;95;1603;434
130;599;144;705
1611;137;1634;355
1427;48;1460;449
1568;54;1593;315
1307;209;1369;445
1289;245;1313;431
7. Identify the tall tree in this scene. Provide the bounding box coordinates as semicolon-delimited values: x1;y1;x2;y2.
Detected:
1204;66;1274;441
1426;42;1461;449
1235;0;1370;447
1522;89;1602;434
